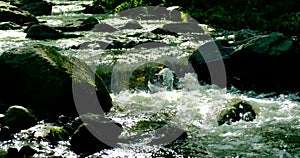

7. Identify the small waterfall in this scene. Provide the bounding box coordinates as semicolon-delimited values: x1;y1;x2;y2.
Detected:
148;68;175;93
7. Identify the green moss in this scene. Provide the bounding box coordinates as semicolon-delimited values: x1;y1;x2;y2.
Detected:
45;126;69;141
130;120;167;132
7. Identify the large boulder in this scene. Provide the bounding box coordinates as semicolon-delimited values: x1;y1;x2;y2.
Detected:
0;44;113;117
0;1;38;25
189;32;300;93
226;32;299;92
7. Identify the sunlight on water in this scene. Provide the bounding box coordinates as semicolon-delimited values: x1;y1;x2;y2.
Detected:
108;73;300;157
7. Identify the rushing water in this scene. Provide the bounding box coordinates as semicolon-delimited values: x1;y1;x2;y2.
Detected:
1;0;300;157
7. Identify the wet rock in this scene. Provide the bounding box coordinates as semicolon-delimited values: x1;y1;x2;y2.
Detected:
0;1;38;25
217;99;256;125
82;2;105;14
162;22;205;33
18;123;69;146
106;39;140;49
0;126;13;141
0;22;21;30
130;120;167;132
119;20;143;30
226;32;300;92
26;24;82;40
78;17;99;31
188;40;229;88
55;17;100;32
151;27;178;36
92;23;118;32
0;44;113;117
70;114;123;155
3;105;37;133
20;1;52;16
189;32;300;93
128;63;178;92
7;148;19;158
19;145;36;157
26;24;63;39
6;146;36;158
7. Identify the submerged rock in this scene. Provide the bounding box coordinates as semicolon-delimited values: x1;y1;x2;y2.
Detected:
0;44;113;117
217;99;256;125
0;1;38;25
3;105;37;133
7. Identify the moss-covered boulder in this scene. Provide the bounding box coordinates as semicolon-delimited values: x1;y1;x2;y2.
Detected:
217;99;256;125
0;44;113;117
3;105;37;133
0;1;38;25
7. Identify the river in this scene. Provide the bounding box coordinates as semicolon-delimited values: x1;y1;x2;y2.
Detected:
0;0;300;157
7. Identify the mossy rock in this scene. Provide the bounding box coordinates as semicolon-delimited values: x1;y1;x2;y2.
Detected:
17;123;69;144
0;44;113;117
217;99;256;125
3;105;37;133
130;120;167;132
